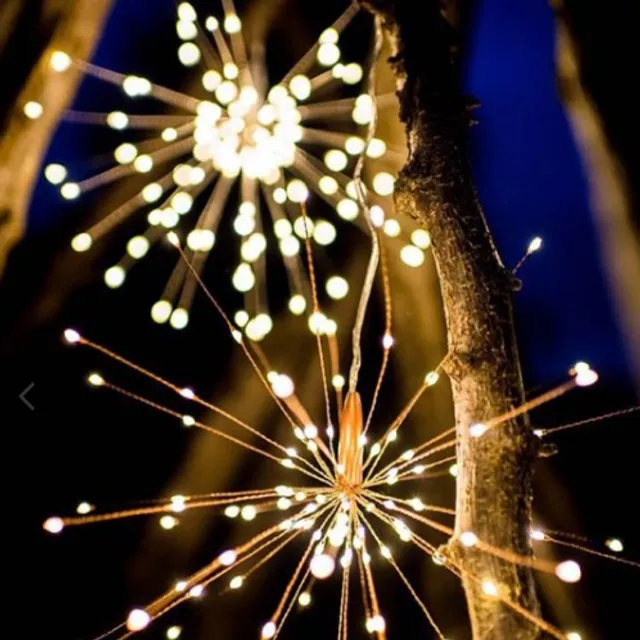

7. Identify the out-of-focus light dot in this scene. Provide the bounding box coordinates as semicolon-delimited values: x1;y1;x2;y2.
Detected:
318;175;339;195
425;371;439;386
308;311;328;335
114;143;137;164
180;387;195;399
134;154;153;173
373;172;395;196
235;310;249;327
174;580;188;592
272;374;295;399
290;74;311;101
177;18;197;40
366;615;386;633
43;516;64;534
280;235;300;257
366;138;386;158
229;575;244;590
233;263;255;292
400;245;425;268
313;220;336;245
170;495;186;512
337;198;358;221
160;515;178;530
142;183;163;202
171;191;193;214
449;463;458;477
151;300;172;324
345;180;366;200
345;136;365;155
342;63;363;85
326;276;349;300
24;101;43;119
107;111;129;130
528;237;543;253
162;127;178;142
160;209;179;229
205;15;219;31
216;80;238;104
460;531;478;547
241;505;257;521
126;609;150;632
166;626;182;640
411;229;431;249
288;294;307;315
177;2;197;21
70;233;92;254
274;218;292;239
317;43;340;66
482;580;499;597
273;186;287;204
202;69;222;91
331;63;345;79
298;592;312;607
367;205;384;228
383;219;401;237
190;166;206;184
182;415;195;427
606;538;623;552
61;182;80;200
234;213;256;236
224;505;240;518
382;333;394;349
104;266;126;289
189;584;204;598
127;236;149;259
310;553;335;579
219;550;237;566
293;216;314;239
45;163;67;185
324;149;348;172
123;75;152;97
178;42;201;66
556;560;581;583
261;622;277;639
566;632;582;640
187;229;215;252
51;50;72;72
170;308;189;330
319;27;338;44
470;423;488;438
224;14;242;33
287;179;309;203
575;365;598;387
223;62;239;80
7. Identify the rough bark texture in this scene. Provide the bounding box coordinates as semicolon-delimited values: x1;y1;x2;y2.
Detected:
0;0;113;276
360;1;541;638
554;1;640;391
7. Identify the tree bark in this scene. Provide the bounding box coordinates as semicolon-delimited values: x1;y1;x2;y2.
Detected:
360;1;541;638
0;0;113;276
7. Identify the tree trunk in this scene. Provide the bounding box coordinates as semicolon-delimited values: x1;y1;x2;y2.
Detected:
0;0;113;276
360;1;541;638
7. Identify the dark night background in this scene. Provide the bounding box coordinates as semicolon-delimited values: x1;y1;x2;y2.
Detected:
1;0;637;638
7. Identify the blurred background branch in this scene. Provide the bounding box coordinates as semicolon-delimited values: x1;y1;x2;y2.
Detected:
554;0;640;392
0;0;113;276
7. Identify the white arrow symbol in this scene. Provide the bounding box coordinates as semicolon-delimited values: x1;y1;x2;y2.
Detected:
20;382;34;410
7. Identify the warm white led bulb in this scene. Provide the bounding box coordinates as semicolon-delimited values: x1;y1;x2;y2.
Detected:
126;609;151;632
310;553;335;579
